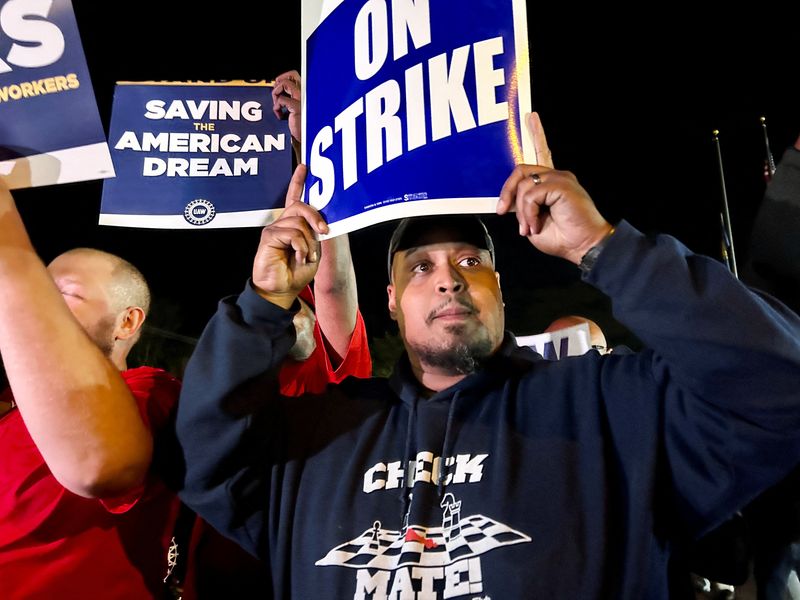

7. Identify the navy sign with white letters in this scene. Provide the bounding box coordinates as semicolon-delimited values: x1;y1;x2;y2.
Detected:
0;0;113;189
302;0;532;237
100;81;292;229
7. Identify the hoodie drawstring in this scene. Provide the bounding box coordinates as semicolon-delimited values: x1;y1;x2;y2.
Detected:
399;390;463;522
438;390;460;498
399;396;418;521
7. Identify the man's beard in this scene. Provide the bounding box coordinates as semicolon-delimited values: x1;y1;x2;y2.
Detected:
411;323;494;375
86;315;116;358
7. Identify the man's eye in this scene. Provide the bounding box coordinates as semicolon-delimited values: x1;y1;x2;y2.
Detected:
459;256;481;267
411;262;431;273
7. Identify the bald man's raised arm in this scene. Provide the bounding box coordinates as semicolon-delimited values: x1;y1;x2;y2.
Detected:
315;234;359;364
0;183;152;498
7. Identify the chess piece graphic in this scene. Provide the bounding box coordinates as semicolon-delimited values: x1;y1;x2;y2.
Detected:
440;493;462;542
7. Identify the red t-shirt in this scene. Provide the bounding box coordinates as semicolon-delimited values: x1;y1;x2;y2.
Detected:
278;287;372;395
183;291;372;599
0;367;181;600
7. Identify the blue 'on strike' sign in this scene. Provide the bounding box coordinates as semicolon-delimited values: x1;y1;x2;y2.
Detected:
304;0;531;237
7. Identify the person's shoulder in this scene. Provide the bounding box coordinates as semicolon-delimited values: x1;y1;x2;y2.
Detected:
123;367;181;431
123;366;180;384
122;366;181;401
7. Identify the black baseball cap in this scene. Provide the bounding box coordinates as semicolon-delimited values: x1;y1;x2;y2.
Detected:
387;214;495;279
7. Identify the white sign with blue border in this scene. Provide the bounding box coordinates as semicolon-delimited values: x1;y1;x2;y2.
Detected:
517;323;593;361
302;0;533;237
0;0;113;189
100;81;292;229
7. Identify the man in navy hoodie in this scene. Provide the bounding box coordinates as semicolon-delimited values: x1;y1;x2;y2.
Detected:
176;144;800;598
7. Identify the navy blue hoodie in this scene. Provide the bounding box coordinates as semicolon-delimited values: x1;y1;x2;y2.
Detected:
176;221;800;599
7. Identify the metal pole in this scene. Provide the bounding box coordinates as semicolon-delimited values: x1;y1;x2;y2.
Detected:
713;129;738;278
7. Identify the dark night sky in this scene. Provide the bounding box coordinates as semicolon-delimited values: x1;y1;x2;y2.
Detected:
9;3;799;348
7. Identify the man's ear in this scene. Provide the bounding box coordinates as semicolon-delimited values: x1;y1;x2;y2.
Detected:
387;284;397;321
114;307;146;341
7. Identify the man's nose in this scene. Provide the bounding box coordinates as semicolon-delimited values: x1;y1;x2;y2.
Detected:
436;264;466;294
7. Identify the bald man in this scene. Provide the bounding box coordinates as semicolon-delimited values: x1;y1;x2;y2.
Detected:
0;181;181;599
48;248;151;367
545;315;609;354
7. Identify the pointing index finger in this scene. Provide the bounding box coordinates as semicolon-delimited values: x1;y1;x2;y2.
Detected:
283;165;329;235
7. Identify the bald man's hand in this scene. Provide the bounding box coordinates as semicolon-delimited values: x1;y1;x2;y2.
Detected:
252;165;328;309
0;176;13;211
272;70;301;144
0;177;35;258
273;70;302;161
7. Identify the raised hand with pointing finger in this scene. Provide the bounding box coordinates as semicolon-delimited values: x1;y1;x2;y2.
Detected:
252;165;328;308
498;112;612;265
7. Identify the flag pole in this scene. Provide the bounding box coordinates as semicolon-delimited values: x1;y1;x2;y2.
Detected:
713;129;738;278
760;116;776;180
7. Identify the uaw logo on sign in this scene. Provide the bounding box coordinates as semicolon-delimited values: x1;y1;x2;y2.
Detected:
317;493;531;599
184;199;216;226
301;0;533;237
100;81;292;229
0;0;113;189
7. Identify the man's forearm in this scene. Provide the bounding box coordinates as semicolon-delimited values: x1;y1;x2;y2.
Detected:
587;220;800;420
316;234;358;362
176;284;298;554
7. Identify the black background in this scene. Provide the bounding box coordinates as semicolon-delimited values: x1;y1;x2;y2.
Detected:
8;3;799;350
